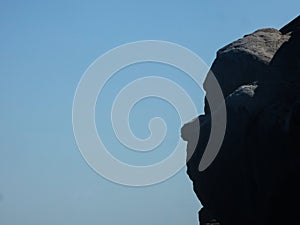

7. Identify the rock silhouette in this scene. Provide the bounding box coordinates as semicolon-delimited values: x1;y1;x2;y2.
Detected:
182;16;300;225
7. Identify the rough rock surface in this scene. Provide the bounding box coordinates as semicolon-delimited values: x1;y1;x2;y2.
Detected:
182;16;300;225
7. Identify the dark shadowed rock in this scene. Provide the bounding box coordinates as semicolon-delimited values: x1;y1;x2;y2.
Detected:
280;15;300;34
182;16;300;225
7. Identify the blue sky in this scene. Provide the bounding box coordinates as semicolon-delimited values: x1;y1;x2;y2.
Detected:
0;1;299;225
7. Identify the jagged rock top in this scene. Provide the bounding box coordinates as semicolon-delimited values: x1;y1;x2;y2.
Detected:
217;28;290;64
203;26;294;102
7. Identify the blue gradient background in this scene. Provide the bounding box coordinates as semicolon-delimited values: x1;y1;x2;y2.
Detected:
0;1;299;225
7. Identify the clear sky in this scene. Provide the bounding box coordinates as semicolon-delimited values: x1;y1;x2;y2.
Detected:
0;1;299;225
